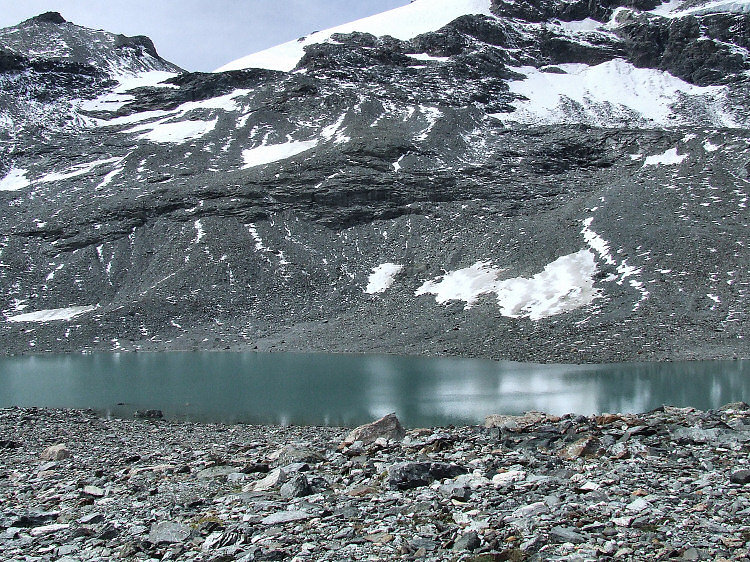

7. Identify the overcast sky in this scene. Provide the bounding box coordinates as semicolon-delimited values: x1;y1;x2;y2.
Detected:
0;0;410;72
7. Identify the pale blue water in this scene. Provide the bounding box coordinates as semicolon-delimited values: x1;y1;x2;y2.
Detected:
0;352;746;427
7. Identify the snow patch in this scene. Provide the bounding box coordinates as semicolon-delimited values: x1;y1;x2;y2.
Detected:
416;250;599;319
215;0;494;72
6;305;97;323
320;115;350;145
493;59;732;127
643;147;687;166
365;263;403;294
80;70;178;112
581;217;649;309
703;139;720;152
416;106;442;141
407;53;451;62
553;18;604;32
242;140;318;168
0;167;30;191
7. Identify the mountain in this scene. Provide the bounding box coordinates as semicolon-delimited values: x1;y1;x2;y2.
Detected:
0;1;747;362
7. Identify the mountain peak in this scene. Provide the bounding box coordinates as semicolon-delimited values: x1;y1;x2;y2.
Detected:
23;12;67;25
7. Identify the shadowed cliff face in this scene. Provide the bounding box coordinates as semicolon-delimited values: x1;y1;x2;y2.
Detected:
0;2;747;362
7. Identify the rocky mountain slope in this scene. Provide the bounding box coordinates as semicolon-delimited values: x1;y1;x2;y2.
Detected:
0;1;747;362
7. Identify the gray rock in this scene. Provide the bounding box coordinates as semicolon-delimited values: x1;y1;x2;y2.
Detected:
730;469;750;484
386;461;466;490
148;521;191;544
453;531;480;551
260;510;313;526
484;411;557;430
409;537;437;551
79;513;104;524
681;547;701;560
270;445;324;467
438;482;471;501
549;526;585;544
81;485;105;497
280;474;312;499
559;436;602;459
40;444;71;461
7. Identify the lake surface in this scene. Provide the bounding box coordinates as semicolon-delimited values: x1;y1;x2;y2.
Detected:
0;352;746;427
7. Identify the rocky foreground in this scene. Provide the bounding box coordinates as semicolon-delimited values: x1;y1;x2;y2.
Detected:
2;406;750;561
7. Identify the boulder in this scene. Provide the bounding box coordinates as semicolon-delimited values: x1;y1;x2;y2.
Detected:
40;444;71;461
559;436;603;459
148;521;191;544
453;530;481;551
386;461;466;490
730;469;750;485
340;413;405;448
244;468;286;492
280;474;312;498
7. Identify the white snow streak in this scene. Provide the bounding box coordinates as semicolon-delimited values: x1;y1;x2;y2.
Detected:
320;114;350;144
581;217;650;309
128;118;218;144
95;167;122;190
194;219;205;243
246;224;269;252
6;305;97;323
242;140;318;168
581;218;616;266
365;263;403;294
407;53;451;62
37;158;123;184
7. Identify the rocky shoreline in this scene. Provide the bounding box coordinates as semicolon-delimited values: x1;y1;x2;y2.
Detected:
2;405;750;561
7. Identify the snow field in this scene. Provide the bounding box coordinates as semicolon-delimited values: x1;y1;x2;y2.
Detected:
494;59;732;128
415;250;599;320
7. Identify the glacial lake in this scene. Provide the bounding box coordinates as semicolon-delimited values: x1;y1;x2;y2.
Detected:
0;352;746;427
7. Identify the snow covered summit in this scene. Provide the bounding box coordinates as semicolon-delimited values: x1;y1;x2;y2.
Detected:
216;0;495;72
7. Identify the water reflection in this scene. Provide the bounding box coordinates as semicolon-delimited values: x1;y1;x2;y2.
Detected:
0;352;746;427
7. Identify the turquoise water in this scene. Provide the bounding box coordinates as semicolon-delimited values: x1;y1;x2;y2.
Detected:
0;352;746;426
